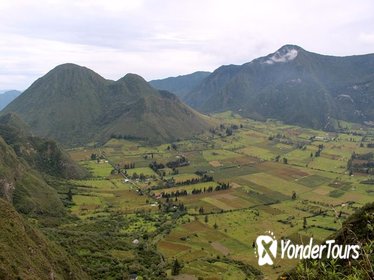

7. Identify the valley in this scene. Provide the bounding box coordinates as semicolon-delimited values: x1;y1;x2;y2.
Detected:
1;2;374;279
42;112;374;279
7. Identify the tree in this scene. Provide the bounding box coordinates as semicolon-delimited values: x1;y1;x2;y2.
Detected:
171;259;181;275
204;215;208;223
67;188;73;201
213;222;218;229
283;158;288;164
292;191;296;200
303;217;307;229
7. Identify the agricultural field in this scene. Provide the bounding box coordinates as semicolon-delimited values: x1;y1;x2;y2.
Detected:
63;113;374;279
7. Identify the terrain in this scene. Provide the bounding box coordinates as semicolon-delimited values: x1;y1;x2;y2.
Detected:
286;202;373;279
0;110;372;279
0;114;89;279
149;71;211;99
2;64;213;146
0;198;88;280
61;113;374;279
185;45;374;130
0;47;373;279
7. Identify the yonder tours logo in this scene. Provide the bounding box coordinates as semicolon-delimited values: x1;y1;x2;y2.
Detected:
255;231;360;266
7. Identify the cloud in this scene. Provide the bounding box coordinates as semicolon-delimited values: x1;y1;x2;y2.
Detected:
359;32;374;45
0;0;373;89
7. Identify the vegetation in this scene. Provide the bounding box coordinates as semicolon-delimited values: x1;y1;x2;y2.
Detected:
285;202;374;279
185;45;374;130
2;63;214;146
61;114;374;278
1;110;373;279
0;198;87;280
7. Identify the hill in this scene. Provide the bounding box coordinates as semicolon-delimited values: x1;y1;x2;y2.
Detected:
0;198;88;280
0;113;88;216
0;113;90;279
0;113;89;179
149;71;210;99
0;133;65;216
3;64;213;146
185;45;374;130
0;90;21;110
285;202;374;279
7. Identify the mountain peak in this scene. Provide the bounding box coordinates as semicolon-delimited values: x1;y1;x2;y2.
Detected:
38;63;106;88
50;63;93;74
119;73;147;84
263;45;303;65
48;63;105;79
277;44;303;52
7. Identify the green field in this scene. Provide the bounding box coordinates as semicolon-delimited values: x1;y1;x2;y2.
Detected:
63;114;374;279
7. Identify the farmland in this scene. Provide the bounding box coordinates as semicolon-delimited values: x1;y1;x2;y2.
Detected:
60;113;374;279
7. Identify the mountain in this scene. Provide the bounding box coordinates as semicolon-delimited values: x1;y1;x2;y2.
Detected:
0;113;89;278
285;202;374;279
0;113;89;179
0;198;88;280
3;64;213;146
0;133;64;216
149;71;211;99
185;45;374;129
0;90;21;110
0;113;88;216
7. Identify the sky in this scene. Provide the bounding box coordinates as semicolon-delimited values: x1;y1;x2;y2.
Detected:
1;0;373;90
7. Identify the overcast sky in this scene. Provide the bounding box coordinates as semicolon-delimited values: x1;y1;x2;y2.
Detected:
1;0;373;90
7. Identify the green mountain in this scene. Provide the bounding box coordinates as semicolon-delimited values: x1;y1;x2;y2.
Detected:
185;45;374;129
149;71;211;99
285;202;374;279
3;64;213;146
0;113;87;216
0;113;89;179
0;90;21;110
0;198;88;280
0;114;89;278
0;134;64;216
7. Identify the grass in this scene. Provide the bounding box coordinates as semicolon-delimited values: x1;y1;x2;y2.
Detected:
202;149;241;161
238;146;276;160
79;160;113;177
240;172;310;197
125;167;156;177
297;174;332;187
165;173;200;182
308;156;347;173
51;112;374;279
70;179;117;189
